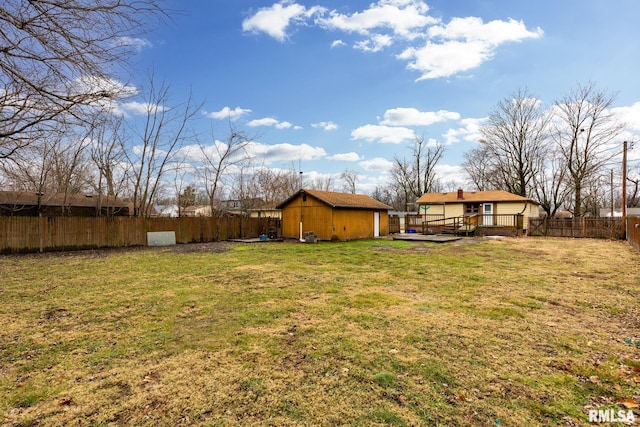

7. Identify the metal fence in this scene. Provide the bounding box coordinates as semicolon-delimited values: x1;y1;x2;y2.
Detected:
0;216;280;254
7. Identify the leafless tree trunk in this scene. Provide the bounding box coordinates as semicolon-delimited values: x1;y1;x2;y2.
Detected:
245;167;300;205
196;127;251;216
390;136;445;208
0;0;165;158
126;78;201;217
462;145;496;191
0;124;94;213
340;169;359;194
413;136;445;196
628;166;640;208
309;176;334;191
553;82;624;217
531;146;569;217
87;112;133;216
389;156;414;211
479;88;550;197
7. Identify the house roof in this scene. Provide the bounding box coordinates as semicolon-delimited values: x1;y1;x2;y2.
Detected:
416;190;537;204
277;189;393;210
0;191;132;208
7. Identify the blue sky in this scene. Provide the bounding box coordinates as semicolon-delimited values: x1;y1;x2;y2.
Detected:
124;0;640;193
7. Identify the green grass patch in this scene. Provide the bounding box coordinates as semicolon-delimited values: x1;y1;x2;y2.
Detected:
0;238;638;426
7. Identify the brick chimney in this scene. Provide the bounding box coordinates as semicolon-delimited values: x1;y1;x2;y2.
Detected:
457;188;464;199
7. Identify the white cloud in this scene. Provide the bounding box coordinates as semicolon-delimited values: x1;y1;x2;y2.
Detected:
380;107;460;126
242;2;325;41
247;117;296;129
116;36;152;51
427;17;543;45
354;34;393;52
72;76;138;99
434;164;466;186
359;157;393;171
399;40;489;80
245;141;326;164
443;117;485;145
612;102;640;131
327;152;362;161
177;141;248;164
243;2;543;80
120;101;165;116
311;121;338;131
206;106;252;120
351;124;415;144
317;0;437;39
402;17;543;80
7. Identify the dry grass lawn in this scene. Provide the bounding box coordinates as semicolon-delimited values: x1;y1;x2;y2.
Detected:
0;237;639;426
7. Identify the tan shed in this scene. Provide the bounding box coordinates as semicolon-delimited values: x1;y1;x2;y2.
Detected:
276;189;393;241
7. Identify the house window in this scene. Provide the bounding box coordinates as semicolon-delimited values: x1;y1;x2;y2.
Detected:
464;203;480;215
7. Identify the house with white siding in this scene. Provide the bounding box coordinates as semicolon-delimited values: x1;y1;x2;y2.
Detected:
415;189;539;236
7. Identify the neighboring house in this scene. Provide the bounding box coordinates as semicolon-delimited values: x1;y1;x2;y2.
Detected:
221;197;264;215
276;189;393;241
183;205;212;217
416;189;539;234
599;207;640;217
153;204;179;218
0;191;133;216
248;204;282;219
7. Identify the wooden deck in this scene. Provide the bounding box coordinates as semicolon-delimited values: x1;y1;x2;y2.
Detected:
392;234;463;243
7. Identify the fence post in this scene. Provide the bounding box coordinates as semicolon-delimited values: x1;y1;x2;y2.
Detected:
39;214;44;253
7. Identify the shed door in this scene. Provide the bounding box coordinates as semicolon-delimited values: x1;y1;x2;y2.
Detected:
374;212;380;237
483;203;493;226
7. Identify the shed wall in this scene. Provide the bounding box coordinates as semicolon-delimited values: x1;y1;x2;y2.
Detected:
280;193;389;240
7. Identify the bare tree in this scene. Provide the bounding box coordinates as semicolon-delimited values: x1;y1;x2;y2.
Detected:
0;0;165;158
479;88;550;197
197;127;251;216
370;185;403;211
247;167;300;205
531;146;570;217
628;165;640;208
126;78;201;217
462;144;497;191
553;82;625;217
0;123;94;213
389;157;414;211
88;113;130;198
413;136;445;196
309;175;334;191
340;169;359;193
390;136;445;208
177;185;196;216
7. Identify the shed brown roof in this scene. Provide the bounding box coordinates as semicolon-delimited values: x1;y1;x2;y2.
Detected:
416;190;537;204
277;189;392;210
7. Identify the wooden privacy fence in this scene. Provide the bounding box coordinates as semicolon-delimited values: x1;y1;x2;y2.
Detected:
528;217;624;239
628;217;640;251
0;216;280;253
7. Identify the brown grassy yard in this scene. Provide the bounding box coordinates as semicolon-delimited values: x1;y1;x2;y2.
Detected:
0;237;639;426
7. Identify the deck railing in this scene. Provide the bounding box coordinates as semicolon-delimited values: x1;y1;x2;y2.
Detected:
414;214;524;236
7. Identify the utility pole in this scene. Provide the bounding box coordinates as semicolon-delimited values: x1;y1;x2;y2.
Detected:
622;141;627;217
622;141;628;237
610;169;614;218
